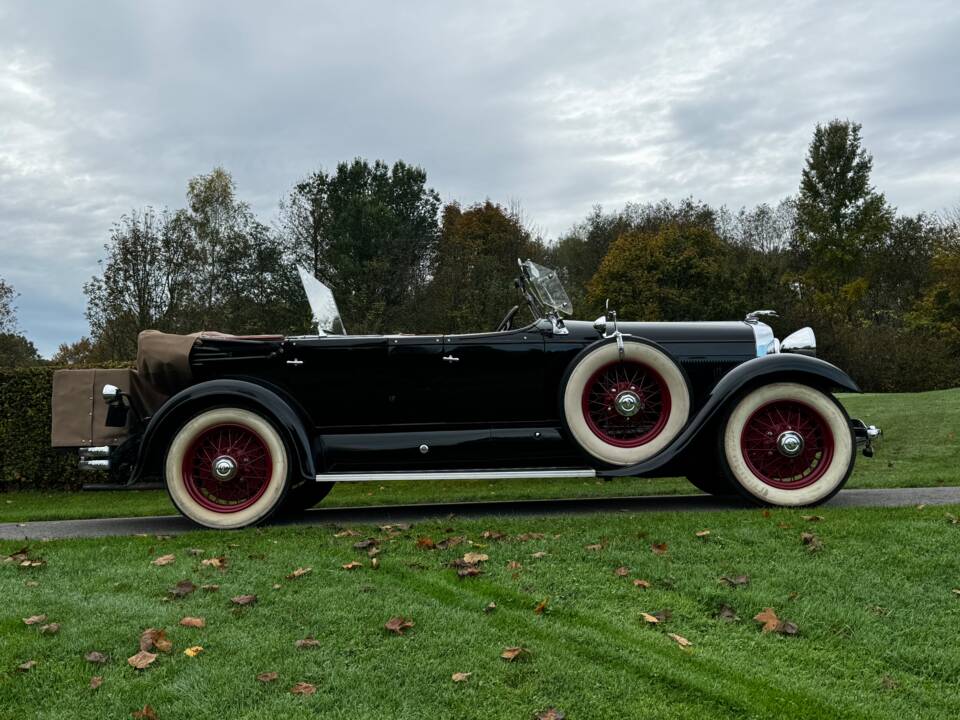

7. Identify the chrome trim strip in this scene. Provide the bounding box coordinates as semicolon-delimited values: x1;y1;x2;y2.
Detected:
317;468;597;482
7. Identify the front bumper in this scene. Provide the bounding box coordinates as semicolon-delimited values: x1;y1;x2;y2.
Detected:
850;418;882;457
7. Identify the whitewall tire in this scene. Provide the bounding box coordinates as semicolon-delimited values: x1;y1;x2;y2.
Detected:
562;340;690;466
721;382;854;506
165;407;290;529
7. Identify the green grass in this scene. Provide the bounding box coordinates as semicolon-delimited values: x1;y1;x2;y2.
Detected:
1;388;957;524
3;505;960;718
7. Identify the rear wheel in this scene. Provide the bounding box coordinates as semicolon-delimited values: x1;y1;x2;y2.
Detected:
280;480;335;514
685;468;736;496
164;407;291;529
720;383;854;506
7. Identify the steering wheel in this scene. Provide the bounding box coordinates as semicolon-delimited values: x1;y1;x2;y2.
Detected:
495;304;520;332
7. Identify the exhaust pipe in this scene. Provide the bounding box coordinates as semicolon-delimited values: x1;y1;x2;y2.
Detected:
78;446;111;471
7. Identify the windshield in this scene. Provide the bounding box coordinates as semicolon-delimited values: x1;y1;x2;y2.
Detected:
297;266;347;335
522;260;573;317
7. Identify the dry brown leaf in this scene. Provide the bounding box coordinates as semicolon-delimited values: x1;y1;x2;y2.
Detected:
22;614;46;625
641;612;661;624
168;579;197;598
371;557;380;569
717;604;739;622
531;551;548;559
533;598;549;615
457;565;482;578
436;535;465;550
231;594;257;606
151;554;175;566
290;682;316;695
500;646;529;662
132;705;158;719
179;617;205;629
584;542;604;551
85;651;109;664
201;556;227;569
416;537;436;550
668;633;693;648
187;548;204;556
127;650;157;670
286;567;312;580
384;616;414;635
18;660;37;671
257;671;279;682
633;579;652;589
89;675;103;690
184;646;203;657
462;552;489;564
341;561;362;571
507;560;522;570
295;637;321;649
39;623;60;635
353;539;378;550
334;528;360;537
516;533;544;542
481;530;506;540
451;672;472;682
801;515;825;522
484;602;497;613
695;530;711;538
140;628;172;653
24;580;39;587
719;574;750;587
952;588;960;597
651;542;668;555
535;709;566;720
201;584;220;592
753;607;799;635
614;566;630;576
800;532;824;552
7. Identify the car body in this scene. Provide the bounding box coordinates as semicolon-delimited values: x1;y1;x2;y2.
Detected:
51;260;881;528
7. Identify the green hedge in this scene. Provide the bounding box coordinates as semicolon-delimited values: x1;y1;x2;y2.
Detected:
0;364;131;489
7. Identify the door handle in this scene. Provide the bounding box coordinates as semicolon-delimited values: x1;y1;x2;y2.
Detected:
442;355;460;363
286;359;304;366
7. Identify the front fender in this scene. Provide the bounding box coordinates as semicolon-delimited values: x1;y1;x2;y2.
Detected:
601;354;860;477
130;378;316;484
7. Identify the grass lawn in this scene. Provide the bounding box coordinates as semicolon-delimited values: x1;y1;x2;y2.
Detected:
3;504;960;718
1;388;957;524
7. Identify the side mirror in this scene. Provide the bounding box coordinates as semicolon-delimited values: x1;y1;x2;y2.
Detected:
781;327;816;357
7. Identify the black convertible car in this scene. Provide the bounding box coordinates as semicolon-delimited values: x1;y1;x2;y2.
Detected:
52;260;880;529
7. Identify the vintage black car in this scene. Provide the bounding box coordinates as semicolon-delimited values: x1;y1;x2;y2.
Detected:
51;260;881;529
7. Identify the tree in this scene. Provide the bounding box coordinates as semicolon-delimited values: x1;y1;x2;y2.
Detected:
0;278;16;334
420;201;547;333
792;120;894;312
0;333;41;367
279;159;441;333
50;337;97;365
587;222;737;321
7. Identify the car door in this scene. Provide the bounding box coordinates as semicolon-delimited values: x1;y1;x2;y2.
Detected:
386;334;448;426
440;325;548;425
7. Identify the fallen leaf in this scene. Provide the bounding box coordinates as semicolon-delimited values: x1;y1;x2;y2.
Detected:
179;617;205;628
127;650;158;670
633;579;652;589
353;539;378;550
481;530;506;540
436;535;465;550
187;548;204;556
531;551;548;559
952;589;960;597
753;607;799;635
507;560;522;570
642;609;672;624
695;530;711;538
668;633;693;648
916;504;926;511
140;628;172;653
89;676;103;689
484;602;497;613
452;672;472;682
231;594;257;606
384;616;415;635
151;554;175;566
651;543;668;555
25;580;39;587
17;660;37;671
256;671;279;682
416;537;436;550
295;637;321;649
371;557;380;569
500;646;529;662
286;567;312;580
946;513;959;525
614;566;630;576
132;705;158;719
39;623;60;635
777;522;792;529
535;708;566;720
462;552;489;564
23;614;46;625
717;604;739;622
201;584;220;592
533;598;549;615
584;543;604;551
457;565;482;578
801;515;824;522
516;533;544;542
719;574;750;588
85;651;109;664
184;646;203;657
290;682;316;695
341;561;362;570
881;675;899;690
641;612;661;624
168;579;197;598
334;528;360;537
201;556;227;569
800;532;824;552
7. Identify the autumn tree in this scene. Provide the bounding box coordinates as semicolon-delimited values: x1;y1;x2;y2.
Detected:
0;278;16;334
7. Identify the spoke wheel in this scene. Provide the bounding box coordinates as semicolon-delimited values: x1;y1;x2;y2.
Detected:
740;400;834;489
581;361;671;447
182;423;273;512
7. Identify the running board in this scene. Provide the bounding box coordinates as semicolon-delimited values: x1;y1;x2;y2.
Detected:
318;468;596;483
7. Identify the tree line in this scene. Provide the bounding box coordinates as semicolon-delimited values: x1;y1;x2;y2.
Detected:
2;119;959;391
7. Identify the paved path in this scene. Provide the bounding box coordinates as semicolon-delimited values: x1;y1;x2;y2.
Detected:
2;486;959;541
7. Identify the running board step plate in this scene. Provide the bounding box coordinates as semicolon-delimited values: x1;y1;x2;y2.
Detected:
318;469;596;483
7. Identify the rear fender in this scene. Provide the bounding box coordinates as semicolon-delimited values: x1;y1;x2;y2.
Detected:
601;354;860;477
130;378;316;484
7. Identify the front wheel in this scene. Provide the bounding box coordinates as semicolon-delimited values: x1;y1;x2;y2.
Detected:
164;407;291;529
720;383;854;506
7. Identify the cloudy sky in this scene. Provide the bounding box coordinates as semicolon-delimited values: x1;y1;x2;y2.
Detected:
2;1;959;355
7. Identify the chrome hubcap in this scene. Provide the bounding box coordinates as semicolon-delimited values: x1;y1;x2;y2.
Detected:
212;455;238;482
614;390;642;417
776;430;804;458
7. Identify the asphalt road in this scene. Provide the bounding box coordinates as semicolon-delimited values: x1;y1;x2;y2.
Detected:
2;486;959;541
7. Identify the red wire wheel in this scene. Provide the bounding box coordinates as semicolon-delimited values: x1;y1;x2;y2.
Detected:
580;361;671;447
739;400;835;490
181;423;273;513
